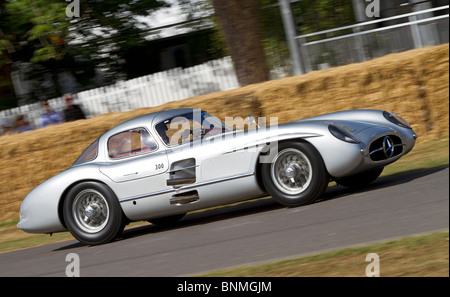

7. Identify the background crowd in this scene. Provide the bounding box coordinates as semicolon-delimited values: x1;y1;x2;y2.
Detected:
0;94;86;136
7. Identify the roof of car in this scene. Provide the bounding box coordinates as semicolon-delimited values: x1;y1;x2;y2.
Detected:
152;108;198;125
104;108;198;136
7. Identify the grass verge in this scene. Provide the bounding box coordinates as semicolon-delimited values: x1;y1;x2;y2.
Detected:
197;231;449;277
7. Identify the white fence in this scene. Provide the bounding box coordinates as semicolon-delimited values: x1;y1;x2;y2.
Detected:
294;5;449;72
0;57;239;132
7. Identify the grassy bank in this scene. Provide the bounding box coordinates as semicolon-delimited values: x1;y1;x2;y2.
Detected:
198;231;449;277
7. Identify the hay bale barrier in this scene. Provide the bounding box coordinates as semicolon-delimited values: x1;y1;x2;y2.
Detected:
0;44;448;222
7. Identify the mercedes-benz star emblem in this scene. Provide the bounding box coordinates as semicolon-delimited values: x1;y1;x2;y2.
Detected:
382;136;394;158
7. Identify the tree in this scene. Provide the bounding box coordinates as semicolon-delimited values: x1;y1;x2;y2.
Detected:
211;0;355;81
292;0;355;35
212;0;269;86
67;0;169;79
0;0;20;108
0;0;169;105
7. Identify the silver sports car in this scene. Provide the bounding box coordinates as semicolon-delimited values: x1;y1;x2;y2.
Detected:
18;108;417;245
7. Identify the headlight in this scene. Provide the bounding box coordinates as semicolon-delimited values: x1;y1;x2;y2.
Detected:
383;111;412;129
328;125;360;144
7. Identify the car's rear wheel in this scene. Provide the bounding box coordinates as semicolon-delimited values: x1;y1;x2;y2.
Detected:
262;141;329;207
63;182;125;245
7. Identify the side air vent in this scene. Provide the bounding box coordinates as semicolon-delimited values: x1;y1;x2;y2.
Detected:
368;135;403;161
167;158;197;187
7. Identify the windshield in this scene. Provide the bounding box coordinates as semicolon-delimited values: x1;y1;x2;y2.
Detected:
155;111;231;146
73;139;99;165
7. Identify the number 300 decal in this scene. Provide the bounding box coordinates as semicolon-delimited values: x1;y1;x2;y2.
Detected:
155;163;164;170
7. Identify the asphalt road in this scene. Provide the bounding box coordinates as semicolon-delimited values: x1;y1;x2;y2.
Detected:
1;167;448;277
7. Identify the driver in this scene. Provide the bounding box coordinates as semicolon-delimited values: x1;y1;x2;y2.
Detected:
155;122;170;145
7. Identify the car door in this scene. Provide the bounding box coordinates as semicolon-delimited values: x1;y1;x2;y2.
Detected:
162;132;260;207
152;110;262;208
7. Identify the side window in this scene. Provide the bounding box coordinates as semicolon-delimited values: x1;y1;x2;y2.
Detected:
74;139;99;165
108;128;157;159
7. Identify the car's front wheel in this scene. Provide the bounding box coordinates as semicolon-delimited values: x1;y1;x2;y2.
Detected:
63;182;125;245
262;141;329;207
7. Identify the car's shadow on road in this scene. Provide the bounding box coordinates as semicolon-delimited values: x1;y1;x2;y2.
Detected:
54;166;448;251
317;165;448;203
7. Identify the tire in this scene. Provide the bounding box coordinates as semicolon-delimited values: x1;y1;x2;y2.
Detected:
63;182;125;245
261;141;329;207
148;213;186;226
337;167;384;189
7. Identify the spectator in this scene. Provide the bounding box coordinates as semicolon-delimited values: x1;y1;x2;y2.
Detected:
63;93;86;122
40;100;63;128
13;114;33;134
1;117;13;136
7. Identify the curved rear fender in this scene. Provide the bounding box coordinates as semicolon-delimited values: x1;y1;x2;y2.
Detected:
19;164;118;234
57;178;122;229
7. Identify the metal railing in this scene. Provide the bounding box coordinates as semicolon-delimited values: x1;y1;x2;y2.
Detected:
295;5;449;72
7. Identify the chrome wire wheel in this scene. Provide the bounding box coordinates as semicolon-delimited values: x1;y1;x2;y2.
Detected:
270;148;313;195
262;142;328;207
72;189;110;234
64;182;125;245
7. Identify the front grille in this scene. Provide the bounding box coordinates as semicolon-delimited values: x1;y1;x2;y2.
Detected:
368;135;403;161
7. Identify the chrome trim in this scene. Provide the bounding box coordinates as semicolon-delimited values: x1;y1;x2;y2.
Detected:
182;172;255;190
168;165;198;173
119;172;255;203
123;172;139;177
166;177;196;186
120;188;175;202
365;133;404;159
170;193;200;206
366;144;404;158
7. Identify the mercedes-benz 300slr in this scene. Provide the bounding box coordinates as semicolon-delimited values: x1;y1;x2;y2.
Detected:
18;108;417;245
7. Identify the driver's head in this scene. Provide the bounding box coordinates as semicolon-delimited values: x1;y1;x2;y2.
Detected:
156;122;170;144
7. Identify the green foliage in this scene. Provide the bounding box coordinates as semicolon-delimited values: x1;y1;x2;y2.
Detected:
0;40;7;63
1;0;69;63
292;0;355;35
0;0;168;65
30;46;58;63
0;0;171;103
